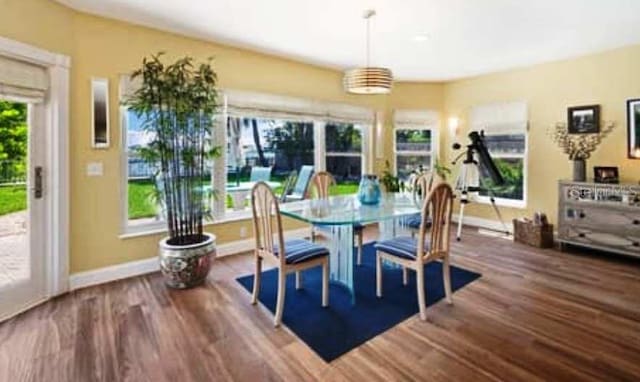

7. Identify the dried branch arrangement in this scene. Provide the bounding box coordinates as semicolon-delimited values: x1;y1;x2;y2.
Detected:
550;121;615;160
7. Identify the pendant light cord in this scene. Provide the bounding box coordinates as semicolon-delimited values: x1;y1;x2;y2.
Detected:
364;9;375;68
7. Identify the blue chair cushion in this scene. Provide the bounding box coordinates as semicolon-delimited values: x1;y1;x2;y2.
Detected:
274;239;329;264
404;213;432;230
374;236;429;261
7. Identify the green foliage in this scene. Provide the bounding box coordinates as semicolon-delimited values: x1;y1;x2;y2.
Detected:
380;160;402;193
433;158;452;180
0;185;26;215
124;53;220;244
267;121;315;169
480;159;524;200
0;101;28;183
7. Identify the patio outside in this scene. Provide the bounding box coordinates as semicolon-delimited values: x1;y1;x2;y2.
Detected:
0;101;28;288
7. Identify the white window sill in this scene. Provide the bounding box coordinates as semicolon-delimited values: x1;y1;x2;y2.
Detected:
471;195;526;209
119;209;254;240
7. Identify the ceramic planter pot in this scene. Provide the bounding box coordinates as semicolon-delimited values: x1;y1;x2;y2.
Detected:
159;233;216;289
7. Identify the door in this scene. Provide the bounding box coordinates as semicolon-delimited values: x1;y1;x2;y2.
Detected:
0;100;47;321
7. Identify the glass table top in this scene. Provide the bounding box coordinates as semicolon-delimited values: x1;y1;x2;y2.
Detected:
279;193;421;225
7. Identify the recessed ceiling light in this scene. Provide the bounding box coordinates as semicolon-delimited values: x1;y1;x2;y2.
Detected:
413;33;431;42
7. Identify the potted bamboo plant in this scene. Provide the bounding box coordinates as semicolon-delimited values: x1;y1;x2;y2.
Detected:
125;53;221;288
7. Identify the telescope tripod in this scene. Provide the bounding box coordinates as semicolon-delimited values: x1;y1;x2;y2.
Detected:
454;155;510;241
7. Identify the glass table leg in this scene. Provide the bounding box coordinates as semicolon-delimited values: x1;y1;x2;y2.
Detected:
327;223;355;303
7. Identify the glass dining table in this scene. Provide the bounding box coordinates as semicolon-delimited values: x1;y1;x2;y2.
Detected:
279;193;421;301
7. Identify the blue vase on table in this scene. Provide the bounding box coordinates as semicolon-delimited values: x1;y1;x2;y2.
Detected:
358;175;381;205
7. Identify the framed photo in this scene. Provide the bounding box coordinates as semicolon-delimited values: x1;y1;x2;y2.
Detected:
593;166;619;184
568;105;600;134
627;98;640;159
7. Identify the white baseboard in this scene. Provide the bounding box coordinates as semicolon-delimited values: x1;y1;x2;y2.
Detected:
69;228;310;290
452;214;513;233
69;257;159;290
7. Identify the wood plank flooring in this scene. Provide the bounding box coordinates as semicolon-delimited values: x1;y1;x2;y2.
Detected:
2;227;640;381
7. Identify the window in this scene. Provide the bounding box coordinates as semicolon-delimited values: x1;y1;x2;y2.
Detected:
125;110;163;226
225;117;315;211
477;134;526;203
121;87;375;233
325;122;363;195
394;128;434;181
470;101;528;207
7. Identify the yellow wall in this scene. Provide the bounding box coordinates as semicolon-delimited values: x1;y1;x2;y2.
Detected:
1;0;443;273
443;45;640;224
3;0;638;274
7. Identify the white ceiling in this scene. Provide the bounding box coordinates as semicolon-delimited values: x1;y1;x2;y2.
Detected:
56;0;640;81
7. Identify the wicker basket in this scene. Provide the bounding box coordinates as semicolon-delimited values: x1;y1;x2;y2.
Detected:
513;219;554;248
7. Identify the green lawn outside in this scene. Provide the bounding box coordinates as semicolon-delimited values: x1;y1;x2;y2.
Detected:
128;180;359;220
0;185;26;216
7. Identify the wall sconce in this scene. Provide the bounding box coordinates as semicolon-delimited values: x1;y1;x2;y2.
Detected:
448;117;460;137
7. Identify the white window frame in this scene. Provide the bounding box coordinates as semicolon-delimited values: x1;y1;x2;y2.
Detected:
323;122;367;180
472;133;528;209
393;124;439;179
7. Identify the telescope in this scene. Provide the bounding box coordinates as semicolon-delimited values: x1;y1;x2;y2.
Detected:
452;130;504;186
451;130;509;241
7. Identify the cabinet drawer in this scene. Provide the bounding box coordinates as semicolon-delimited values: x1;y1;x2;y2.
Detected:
559;226;640;254
562;206;640;232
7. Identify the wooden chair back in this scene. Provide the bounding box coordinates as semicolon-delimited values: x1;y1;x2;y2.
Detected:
251;182;286;266
411;171;443;208
308;171;336;199
417;182;454;261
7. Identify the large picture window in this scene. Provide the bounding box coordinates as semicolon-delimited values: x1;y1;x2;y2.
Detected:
225;117;315;210
121;87;376;232
394;128;434;181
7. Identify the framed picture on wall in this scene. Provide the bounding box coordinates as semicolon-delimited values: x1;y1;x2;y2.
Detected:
91;78;110;148
627;98;640;159
593;166;619;184
568;105;600;134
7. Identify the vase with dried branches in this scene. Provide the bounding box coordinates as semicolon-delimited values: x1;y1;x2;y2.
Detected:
125;53;221;288
550;121;615;182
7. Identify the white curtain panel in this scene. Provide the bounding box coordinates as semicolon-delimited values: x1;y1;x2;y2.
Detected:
0;55;48;102
470;101;528;136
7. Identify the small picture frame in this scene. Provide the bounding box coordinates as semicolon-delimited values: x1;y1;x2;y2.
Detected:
568;105;600;134
91;78;110;149
593;166;619;184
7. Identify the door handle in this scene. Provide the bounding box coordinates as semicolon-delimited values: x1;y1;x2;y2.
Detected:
34;166;43;199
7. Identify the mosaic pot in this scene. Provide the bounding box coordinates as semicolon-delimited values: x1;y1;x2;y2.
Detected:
159;233;216;289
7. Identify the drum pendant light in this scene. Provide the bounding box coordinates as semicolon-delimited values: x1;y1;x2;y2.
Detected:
343;9;393;95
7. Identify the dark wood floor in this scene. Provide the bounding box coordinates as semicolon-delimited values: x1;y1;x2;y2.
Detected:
2;227;640;381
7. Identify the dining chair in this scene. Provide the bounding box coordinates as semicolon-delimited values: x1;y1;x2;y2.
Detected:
279;170;298;202
307;171;366;266
406;171;442;237
250;182;330;327
250;166;272;182
284;165;314;202
375;182;455;321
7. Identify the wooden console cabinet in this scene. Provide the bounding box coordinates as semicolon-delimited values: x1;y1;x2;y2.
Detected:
558;180;640;258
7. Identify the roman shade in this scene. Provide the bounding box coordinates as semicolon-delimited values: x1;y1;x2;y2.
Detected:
224;90;375;125
470;101;528;136
0;55;49;102
394;109;440;127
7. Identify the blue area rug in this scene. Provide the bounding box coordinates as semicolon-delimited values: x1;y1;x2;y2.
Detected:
236;242;481;362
